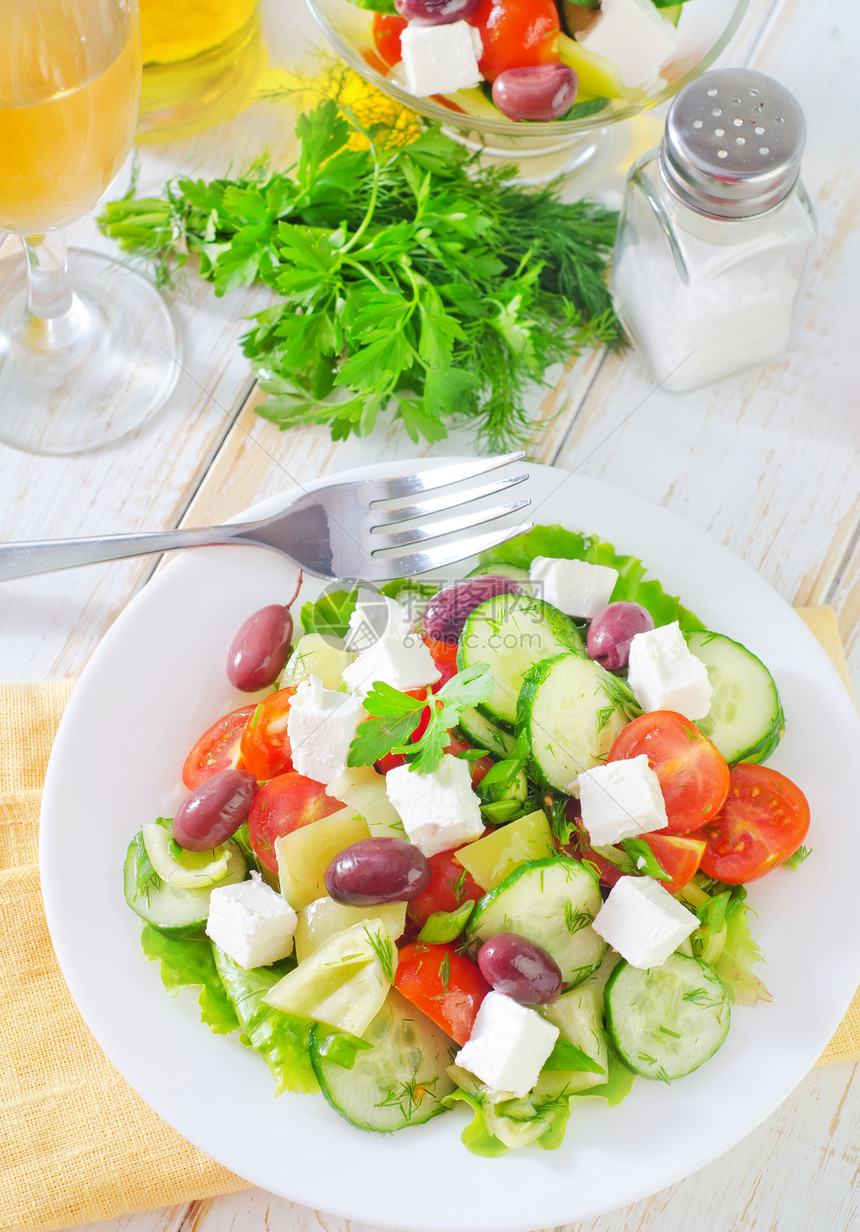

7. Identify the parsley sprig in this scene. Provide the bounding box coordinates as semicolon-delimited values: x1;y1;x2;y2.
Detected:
99;100;624;449
348;661;494;774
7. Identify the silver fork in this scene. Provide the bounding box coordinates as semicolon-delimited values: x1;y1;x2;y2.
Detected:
0;453;534;582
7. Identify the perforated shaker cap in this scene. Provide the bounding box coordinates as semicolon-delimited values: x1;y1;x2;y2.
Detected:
659;68;806;219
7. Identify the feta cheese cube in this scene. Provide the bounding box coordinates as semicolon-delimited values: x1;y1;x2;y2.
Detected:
400;21;483;97
345;588;413;653
577;754;667;846
576;0;679;89
529;556;618;619
286;674;367;784
455;991;559;1098
384;753;484;857
205;871;298;969
626;621;712;720
592;875;697;968
341;633;441;699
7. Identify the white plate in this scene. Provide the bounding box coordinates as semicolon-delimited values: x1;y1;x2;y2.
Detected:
40;460;860;1232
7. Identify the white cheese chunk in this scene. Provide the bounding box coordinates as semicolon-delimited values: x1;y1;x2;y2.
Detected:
400;20;483;97
529;556;618;619
455;991;559;1098
577;754;667;846
576;0;679;89
592;875;697;969
384;753;484;857
286;674;367;784
626;621;713;720
205;871;298;969
341;633;441;699
344;588;413;653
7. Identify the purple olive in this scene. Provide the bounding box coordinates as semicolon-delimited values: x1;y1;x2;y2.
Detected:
227;604;293;691
394;0;479;24
325;837;432;906
477;932;562;1004
422;575;525;645
492;64;578;123
173;767;258;851
586;601;655;671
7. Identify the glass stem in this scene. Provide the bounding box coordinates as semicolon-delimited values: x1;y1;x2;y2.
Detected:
21;229;89;352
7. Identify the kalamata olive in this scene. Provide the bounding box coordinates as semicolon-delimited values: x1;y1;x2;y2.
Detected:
477;932;562;1004
394;0;479;23
227;604;293;691
586;601;655;671
492;64;578;123
422;574;525;644
325;837;432;906
172;767;258;851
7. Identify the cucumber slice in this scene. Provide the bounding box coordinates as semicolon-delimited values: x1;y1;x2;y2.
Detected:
686;630;784;763
605;953;730;1081
142;822;242;890
458;594;583;727
123;831;245;935
466;856;606;987
517;652;641;791
310;990;457;1132
465;562;533;585
457;708;516;758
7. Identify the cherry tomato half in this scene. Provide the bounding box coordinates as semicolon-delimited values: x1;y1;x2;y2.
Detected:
181;704;255;790
407;849;485;928
239;687;296;781
394;941;490;1045
693;762;810;884
372;13;407;68
469;0;559;82
247;770;341;874
608;710;731;835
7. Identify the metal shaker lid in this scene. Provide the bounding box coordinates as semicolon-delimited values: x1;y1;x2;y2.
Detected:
659;68;806;219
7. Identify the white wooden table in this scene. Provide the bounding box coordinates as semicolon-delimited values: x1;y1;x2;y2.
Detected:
2;0;858;1229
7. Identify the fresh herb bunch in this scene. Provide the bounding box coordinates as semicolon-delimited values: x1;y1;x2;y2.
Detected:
100;100;623;449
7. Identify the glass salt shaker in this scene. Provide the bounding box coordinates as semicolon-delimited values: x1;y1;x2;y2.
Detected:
610;68;817;393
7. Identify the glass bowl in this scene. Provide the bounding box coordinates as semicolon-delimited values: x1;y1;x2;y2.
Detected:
305;0;749;181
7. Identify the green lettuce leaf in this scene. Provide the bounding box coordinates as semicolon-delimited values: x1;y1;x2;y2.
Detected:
140;924;239;1035
212;945;320;1095
712;900;772;1007
444;1066;573;1155
479;523;704;632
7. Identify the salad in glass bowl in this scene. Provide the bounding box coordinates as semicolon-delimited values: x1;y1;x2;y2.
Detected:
306;0;748;176
124;522;810;1156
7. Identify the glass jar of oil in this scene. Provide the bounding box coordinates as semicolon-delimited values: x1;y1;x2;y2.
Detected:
136;0;266;141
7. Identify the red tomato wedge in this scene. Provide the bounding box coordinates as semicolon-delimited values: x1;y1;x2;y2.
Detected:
568;818;705;896
239;687;296;781
407;849;485;928
372;12;407;68
469;0;560;82
393;942;490;1045
608;710;731;835
247;770;341;874
181;704;255;790
694;762;810;884
422;635;459;687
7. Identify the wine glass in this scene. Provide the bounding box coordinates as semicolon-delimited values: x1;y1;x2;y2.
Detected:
0;0;178;456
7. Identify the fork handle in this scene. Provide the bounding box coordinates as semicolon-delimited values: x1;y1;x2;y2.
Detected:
0;524;249;582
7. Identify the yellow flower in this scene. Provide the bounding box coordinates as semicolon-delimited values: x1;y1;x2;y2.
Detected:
259;59;422;148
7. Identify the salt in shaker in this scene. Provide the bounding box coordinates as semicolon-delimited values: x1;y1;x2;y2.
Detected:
610;68;817;393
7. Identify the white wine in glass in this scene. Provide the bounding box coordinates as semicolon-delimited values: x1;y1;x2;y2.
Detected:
0;0;178;456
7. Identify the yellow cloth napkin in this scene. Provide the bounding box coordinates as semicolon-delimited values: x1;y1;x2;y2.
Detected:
0;607;856;1231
